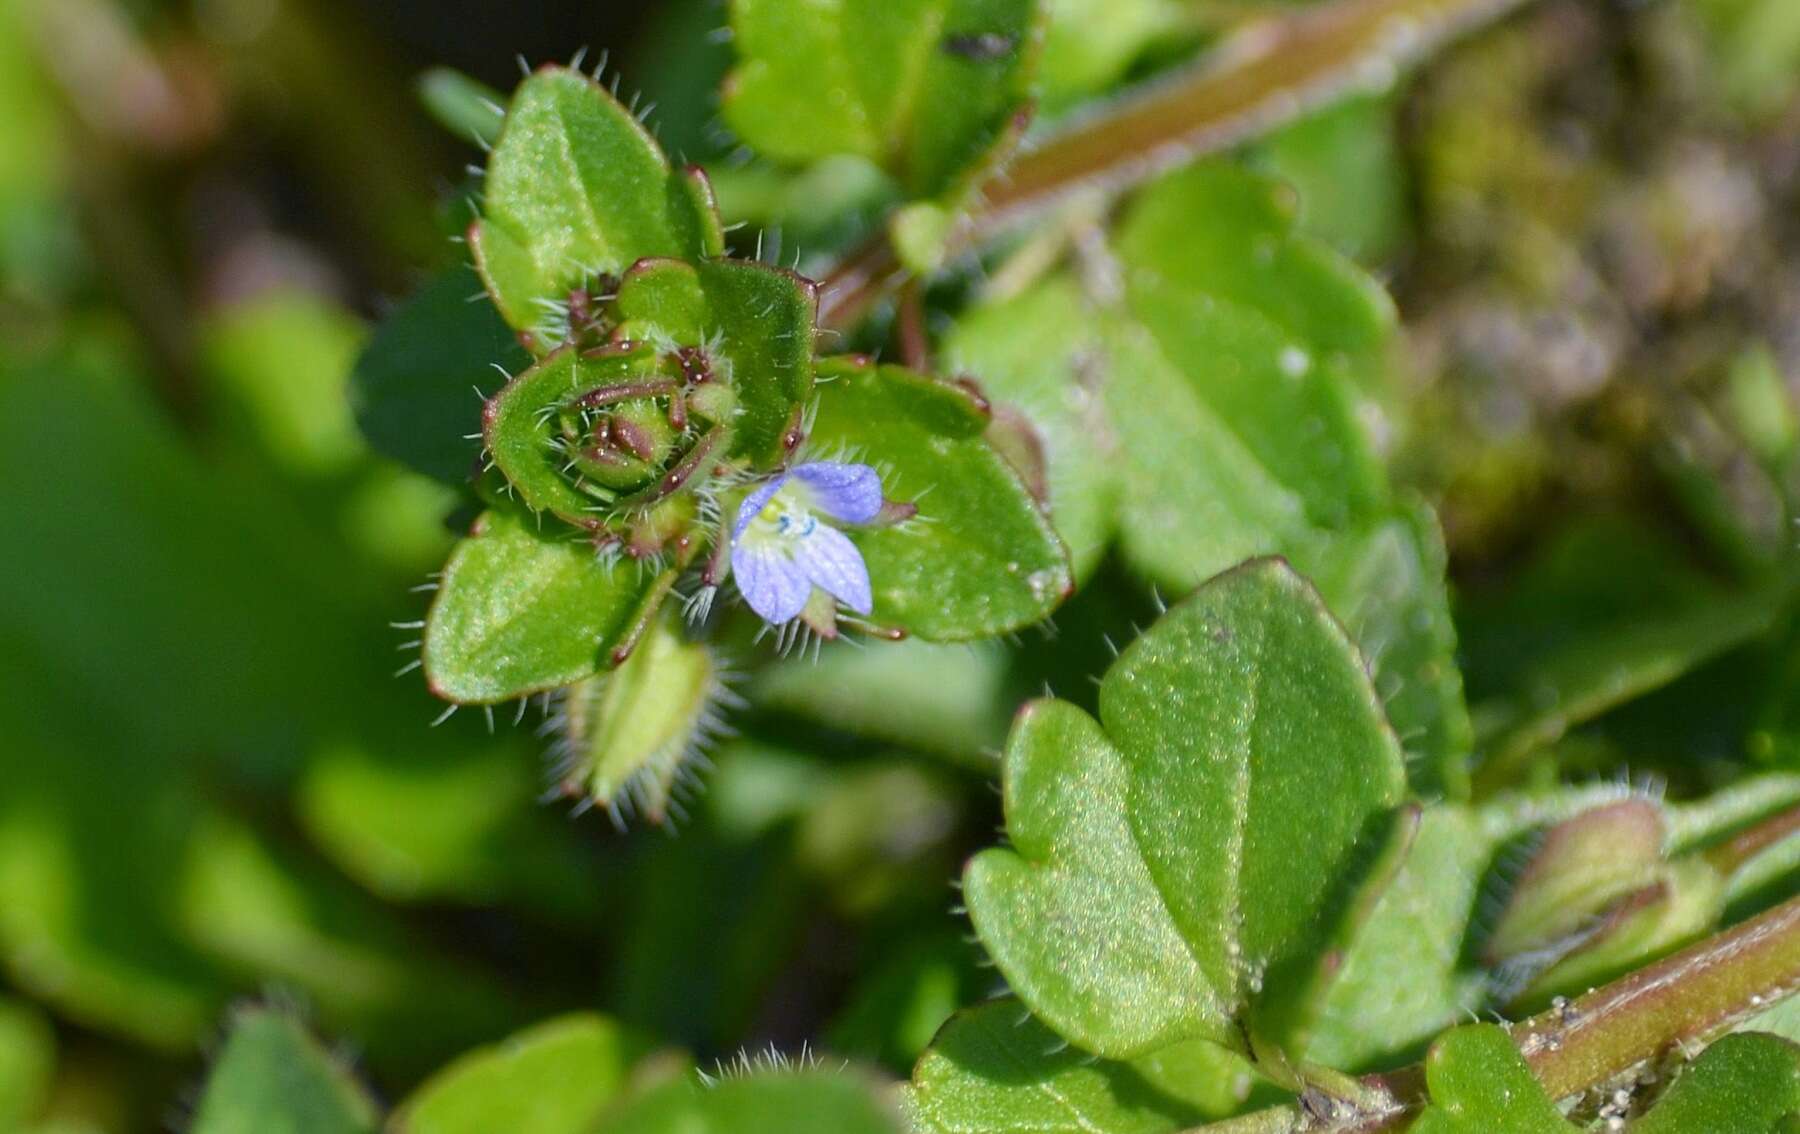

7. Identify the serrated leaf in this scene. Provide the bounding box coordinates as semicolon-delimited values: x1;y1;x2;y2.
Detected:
1631;1033;1800;1133
614;257;817;465
189;1008;379;1134
1408;1024;1572;1133
905;999;1259;1134
964;559;1407;1059
350;266;530;485
603;1068;901;1134
473;67;722;341
806;358;1071;639
722;0;1039;199
423;509;659;703
390;1014;651;1134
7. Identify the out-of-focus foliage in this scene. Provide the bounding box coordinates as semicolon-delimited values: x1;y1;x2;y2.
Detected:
8;0;1800;1129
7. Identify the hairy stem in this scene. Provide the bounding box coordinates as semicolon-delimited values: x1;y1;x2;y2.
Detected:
1192;893;1800;1132
819;0;1536;329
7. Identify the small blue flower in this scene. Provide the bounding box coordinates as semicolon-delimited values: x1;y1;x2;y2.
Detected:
731;461;882;625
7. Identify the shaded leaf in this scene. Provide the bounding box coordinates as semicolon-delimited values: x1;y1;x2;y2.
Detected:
603;1067;901;1134
350;266;530;486
390;1014;651;1134
905;999;1259;1134
189;1007;379;1134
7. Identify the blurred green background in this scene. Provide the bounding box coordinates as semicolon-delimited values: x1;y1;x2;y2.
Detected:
6;0;1800;1128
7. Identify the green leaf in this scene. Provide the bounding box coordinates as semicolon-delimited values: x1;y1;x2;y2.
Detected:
1408;1024;1572;1134
200;291;369;478
423;509;660;703
905;999;1260;1134
1255;96;1406;265
482;343;669;524
1461;514;1785;790
943;275;1119;583
189;1007;379;1134
296;735;584;906
417;67;506;149
175;816;527;1078
472;67;722;341
945;163;1467;794
751;639;1013;767
722;0;1040;199
1632;1033;1800;1133
1303;786;1655;1072
0;997;53;1130
964;560;1407;1059
1114;161;1397;402
549;608;724;822
614;257;817;465
603;1067;901;1134
391;1014;651;1134
350;265;530;485
1300;503;1473;800
808;358;1071;639
1038;0;1185;110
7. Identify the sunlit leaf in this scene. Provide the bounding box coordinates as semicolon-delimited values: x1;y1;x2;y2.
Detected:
722;0;1040;199
473;67;722;341
965;560;1407;1058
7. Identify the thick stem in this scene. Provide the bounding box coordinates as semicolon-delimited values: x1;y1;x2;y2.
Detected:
1516;892;1800;1100
1188;894;1800;1132
820;0;1535;329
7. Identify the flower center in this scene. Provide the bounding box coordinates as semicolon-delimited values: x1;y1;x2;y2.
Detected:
742;483;824;553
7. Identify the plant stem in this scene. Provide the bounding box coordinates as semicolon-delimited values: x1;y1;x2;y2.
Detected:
1517;891;1800;1100
819;0;1536;329
1702;801;1800;877
1189;893;1800;1132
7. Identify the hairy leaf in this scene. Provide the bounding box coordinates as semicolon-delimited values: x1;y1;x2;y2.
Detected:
905;999;1259;1133
613;257;817;465
807;358;1071;639
604;1067;901;1133
965;559;1407;1058
473;67;722;341
423;509;659;703
189;1008;378;1134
